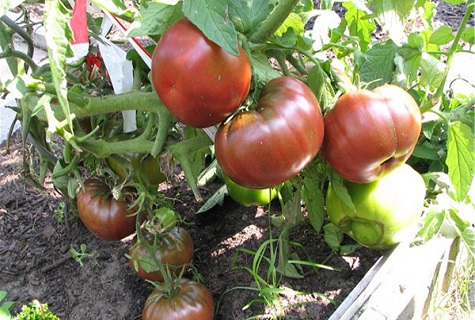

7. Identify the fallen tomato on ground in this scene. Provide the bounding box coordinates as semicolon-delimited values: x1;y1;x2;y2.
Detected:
326;164;426;249
142;278;214;320
129;226;194;282
323;84;421;183
215;76;324;189
151;18;252;128
76;177;137;240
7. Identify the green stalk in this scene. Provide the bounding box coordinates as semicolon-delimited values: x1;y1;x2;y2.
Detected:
248;0;300;43
426;0;474;113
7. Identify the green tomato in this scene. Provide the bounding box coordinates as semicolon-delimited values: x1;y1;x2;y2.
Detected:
326;164;426;249
223;175;278;207
154;207;179;229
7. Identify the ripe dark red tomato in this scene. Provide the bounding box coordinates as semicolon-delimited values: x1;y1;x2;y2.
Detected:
142;278;214;320
151;18;252;128
215;76;324;189
323;84;421;183
129;227;194;282
76;177;137;240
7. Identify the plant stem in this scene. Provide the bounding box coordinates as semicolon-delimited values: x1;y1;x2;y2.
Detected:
248;0;300;43
432;1;474;102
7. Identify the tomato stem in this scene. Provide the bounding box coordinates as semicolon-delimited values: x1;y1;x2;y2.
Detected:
248;0;300;43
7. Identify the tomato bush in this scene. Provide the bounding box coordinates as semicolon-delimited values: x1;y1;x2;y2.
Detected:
151;18;252;128
323;85;422;183
224;175;278;207
76;177;137;241
215;76;325;189
129;227;194;282
326;164;426;249
142;278;214;320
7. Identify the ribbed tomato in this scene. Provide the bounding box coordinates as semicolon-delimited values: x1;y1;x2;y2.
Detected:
215;76;324;189
323;84;421;183
142;278;214;320
76;177;137;240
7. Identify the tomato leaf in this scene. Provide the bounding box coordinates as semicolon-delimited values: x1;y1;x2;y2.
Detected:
323;223;344;252
197;184;227;213
182;0;239;56
373;0;414;43
360;40;399;89
302;174;324;233
429;25;455;45
328;171;356;212
228;0;273;34
418;208;445;242
307;63;334;111
343;1;375;52
461;27;475;45
91;0;134;19
127;2;183;37
420;52;446;91
249;52;280;83
274;12;304;37
461;226;475;261
441;0;467;5
43;0;74;133
446;121;475;201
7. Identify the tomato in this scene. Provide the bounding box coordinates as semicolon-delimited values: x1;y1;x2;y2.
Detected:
326;164;426;249
151;18;252;128
129;227;194;282
224;175;278;207
215;76;324;189
142;278;214;320
107;153;166;186
76;177;137;240
323;84;421;183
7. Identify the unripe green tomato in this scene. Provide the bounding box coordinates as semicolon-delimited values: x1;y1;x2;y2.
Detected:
326;164;426;249
107;153;166;186
154;207;179;229
223;175;278;207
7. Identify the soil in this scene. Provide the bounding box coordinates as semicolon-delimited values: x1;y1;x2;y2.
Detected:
1;1;470;319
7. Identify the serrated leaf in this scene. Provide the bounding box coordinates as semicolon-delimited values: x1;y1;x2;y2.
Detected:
461;226;475;261
360;40;399;89
429;25;455;45
303;180;325;232
228;0;273;34
127;2;183;37
197;184;227;213
323;223;344;252
373;0;414;44
412;143;441;160
446;121;475;201
418;209;445;242
249;52;280;83
420;52;446;91
182;0;239;56
307;63;334;111
396;46;422;84
343;1;375;52
44;0;74;133
275;12;304;37
328;172;356;212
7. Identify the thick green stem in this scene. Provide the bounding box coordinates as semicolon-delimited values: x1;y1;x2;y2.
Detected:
248;0;300;43
78;137;155;158
0;46;39;72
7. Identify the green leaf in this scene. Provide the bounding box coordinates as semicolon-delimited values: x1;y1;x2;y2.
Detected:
442;0;467;5
373;0;414;43
307;62;334;111
446;121;475;201
461;226;475;261
328;171;355;212
249;51;280;83
343;1;375;52
302;174;324;232
228;0;274;35
429;25;455;45
418;208;445;242
282;187;304;228
461;27;475;45
412;143;441;160
127;2;183;37
92;0;134;19
274;12;304;37
360;40;399;89
420;52;446;91
44;0;74;133
0;0;24;16
182;0;239;56
197;184;227;213
396;46;422;84
277;229;304;279
323;223;344;252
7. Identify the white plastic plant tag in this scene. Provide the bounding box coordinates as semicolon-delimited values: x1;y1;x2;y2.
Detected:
97;15;136;133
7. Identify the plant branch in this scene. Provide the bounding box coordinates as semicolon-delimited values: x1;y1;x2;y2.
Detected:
248;0;300;43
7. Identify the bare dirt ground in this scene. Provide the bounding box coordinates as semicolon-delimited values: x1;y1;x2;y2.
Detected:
0;1;471;319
